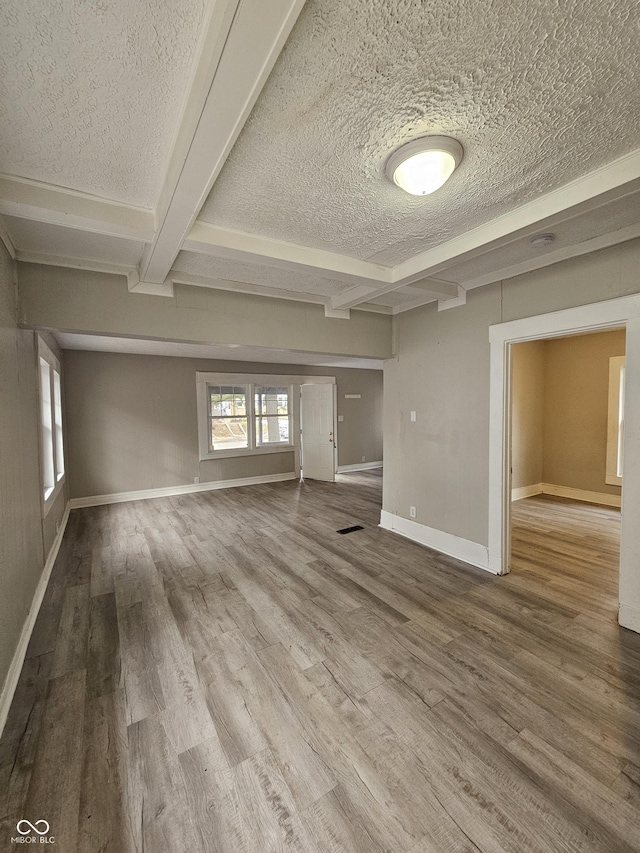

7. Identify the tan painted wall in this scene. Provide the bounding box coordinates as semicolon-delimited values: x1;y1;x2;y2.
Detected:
384;237;640;546
511;331;626;495
63;350;383;499
0;244;67;705
511;340;545;490
542;330;626;495
17;264;393;359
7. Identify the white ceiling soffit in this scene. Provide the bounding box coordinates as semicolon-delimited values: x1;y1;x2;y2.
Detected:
54;332;385;370
3;0;640;317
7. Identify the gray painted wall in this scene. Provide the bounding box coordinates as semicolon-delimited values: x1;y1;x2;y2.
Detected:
0;244;67;705
63;350;383;499
384;237;640;547
18;264;393;359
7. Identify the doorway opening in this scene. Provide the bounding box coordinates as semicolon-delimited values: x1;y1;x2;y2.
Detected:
488;293;640;632
509;329;625;613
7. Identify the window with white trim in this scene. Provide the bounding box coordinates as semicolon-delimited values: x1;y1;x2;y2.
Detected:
208;385;249;450
606;355;625;486
255;386;290;446
197;373;295;459
38;337;65;507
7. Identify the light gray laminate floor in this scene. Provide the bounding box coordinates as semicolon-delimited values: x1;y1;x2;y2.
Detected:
2;471;640;852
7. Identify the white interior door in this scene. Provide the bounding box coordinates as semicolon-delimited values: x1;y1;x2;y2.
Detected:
301;383;335;481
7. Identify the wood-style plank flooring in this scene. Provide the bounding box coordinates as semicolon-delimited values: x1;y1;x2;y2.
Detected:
2;472;640;852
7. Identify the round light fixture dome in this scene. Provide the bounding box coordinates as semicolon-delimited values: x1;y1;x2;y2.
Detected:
386;136;463;196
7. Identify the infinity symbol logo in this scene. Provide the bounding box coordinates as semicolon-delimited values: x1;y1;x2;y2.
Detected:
17;819;50;835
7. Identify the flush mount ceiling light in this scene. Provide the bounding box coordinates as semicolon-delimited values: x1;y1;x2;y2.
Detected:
386;136;464;196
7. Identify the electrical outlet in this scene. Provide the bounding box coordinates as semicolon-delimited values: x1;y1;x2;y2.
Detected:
409;506;416;519
362;456;366;462
410;411;417;422
194;476;200;484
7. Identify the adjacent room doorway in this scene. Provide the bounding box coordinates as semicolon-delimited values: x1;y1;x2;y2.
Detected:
488;294;640;632
508;329;624;608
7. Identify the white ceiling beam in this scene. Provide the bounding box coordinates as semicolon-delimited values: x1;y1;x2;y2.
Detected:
331;146;640;310
0;175;155;242
390;286;467;315
168;269;387;314
170;269;329;306
184;220;393;287
152;0;241;235
139;0;307;285
16;249;136;279
462;222;640;292
403;277;459;298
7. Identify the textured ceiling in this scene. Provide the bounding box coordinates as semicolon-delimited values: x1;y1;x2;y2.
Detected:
0;0;207;207
3;0;640;321
200;0;640;264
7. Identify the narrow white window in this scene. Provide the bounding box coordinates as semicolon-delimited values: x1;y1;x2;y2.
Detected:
606;355;625;486
39;357;55;499
38;337;65;509
53;370;64;481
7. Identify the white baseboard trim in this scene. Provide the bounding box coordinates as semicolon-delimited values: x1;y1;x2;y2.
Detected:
511;482;621;507
379;510;496;574
336;461;383;474
619;604;640;634
512;483;543;501
0;502;70;740
540;482;621;508
69;472;298;509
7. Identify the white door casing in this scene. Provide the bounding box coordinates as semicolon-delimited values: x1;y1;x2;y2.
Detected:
488;292;640;634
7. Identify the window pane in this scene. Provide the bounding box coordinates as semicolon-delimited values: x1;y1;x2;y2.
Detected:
256;415;290;445
617;365;625;478
39;358;55;497
255;386;289;416
209;385;247;418
53;370;64;480
210;417;248;449
207;385;249;450
255;386;290;445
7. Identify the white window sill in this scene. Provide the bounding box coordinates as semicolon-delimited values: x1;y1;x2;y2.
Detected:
43;475;65;516
199;444;297;461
